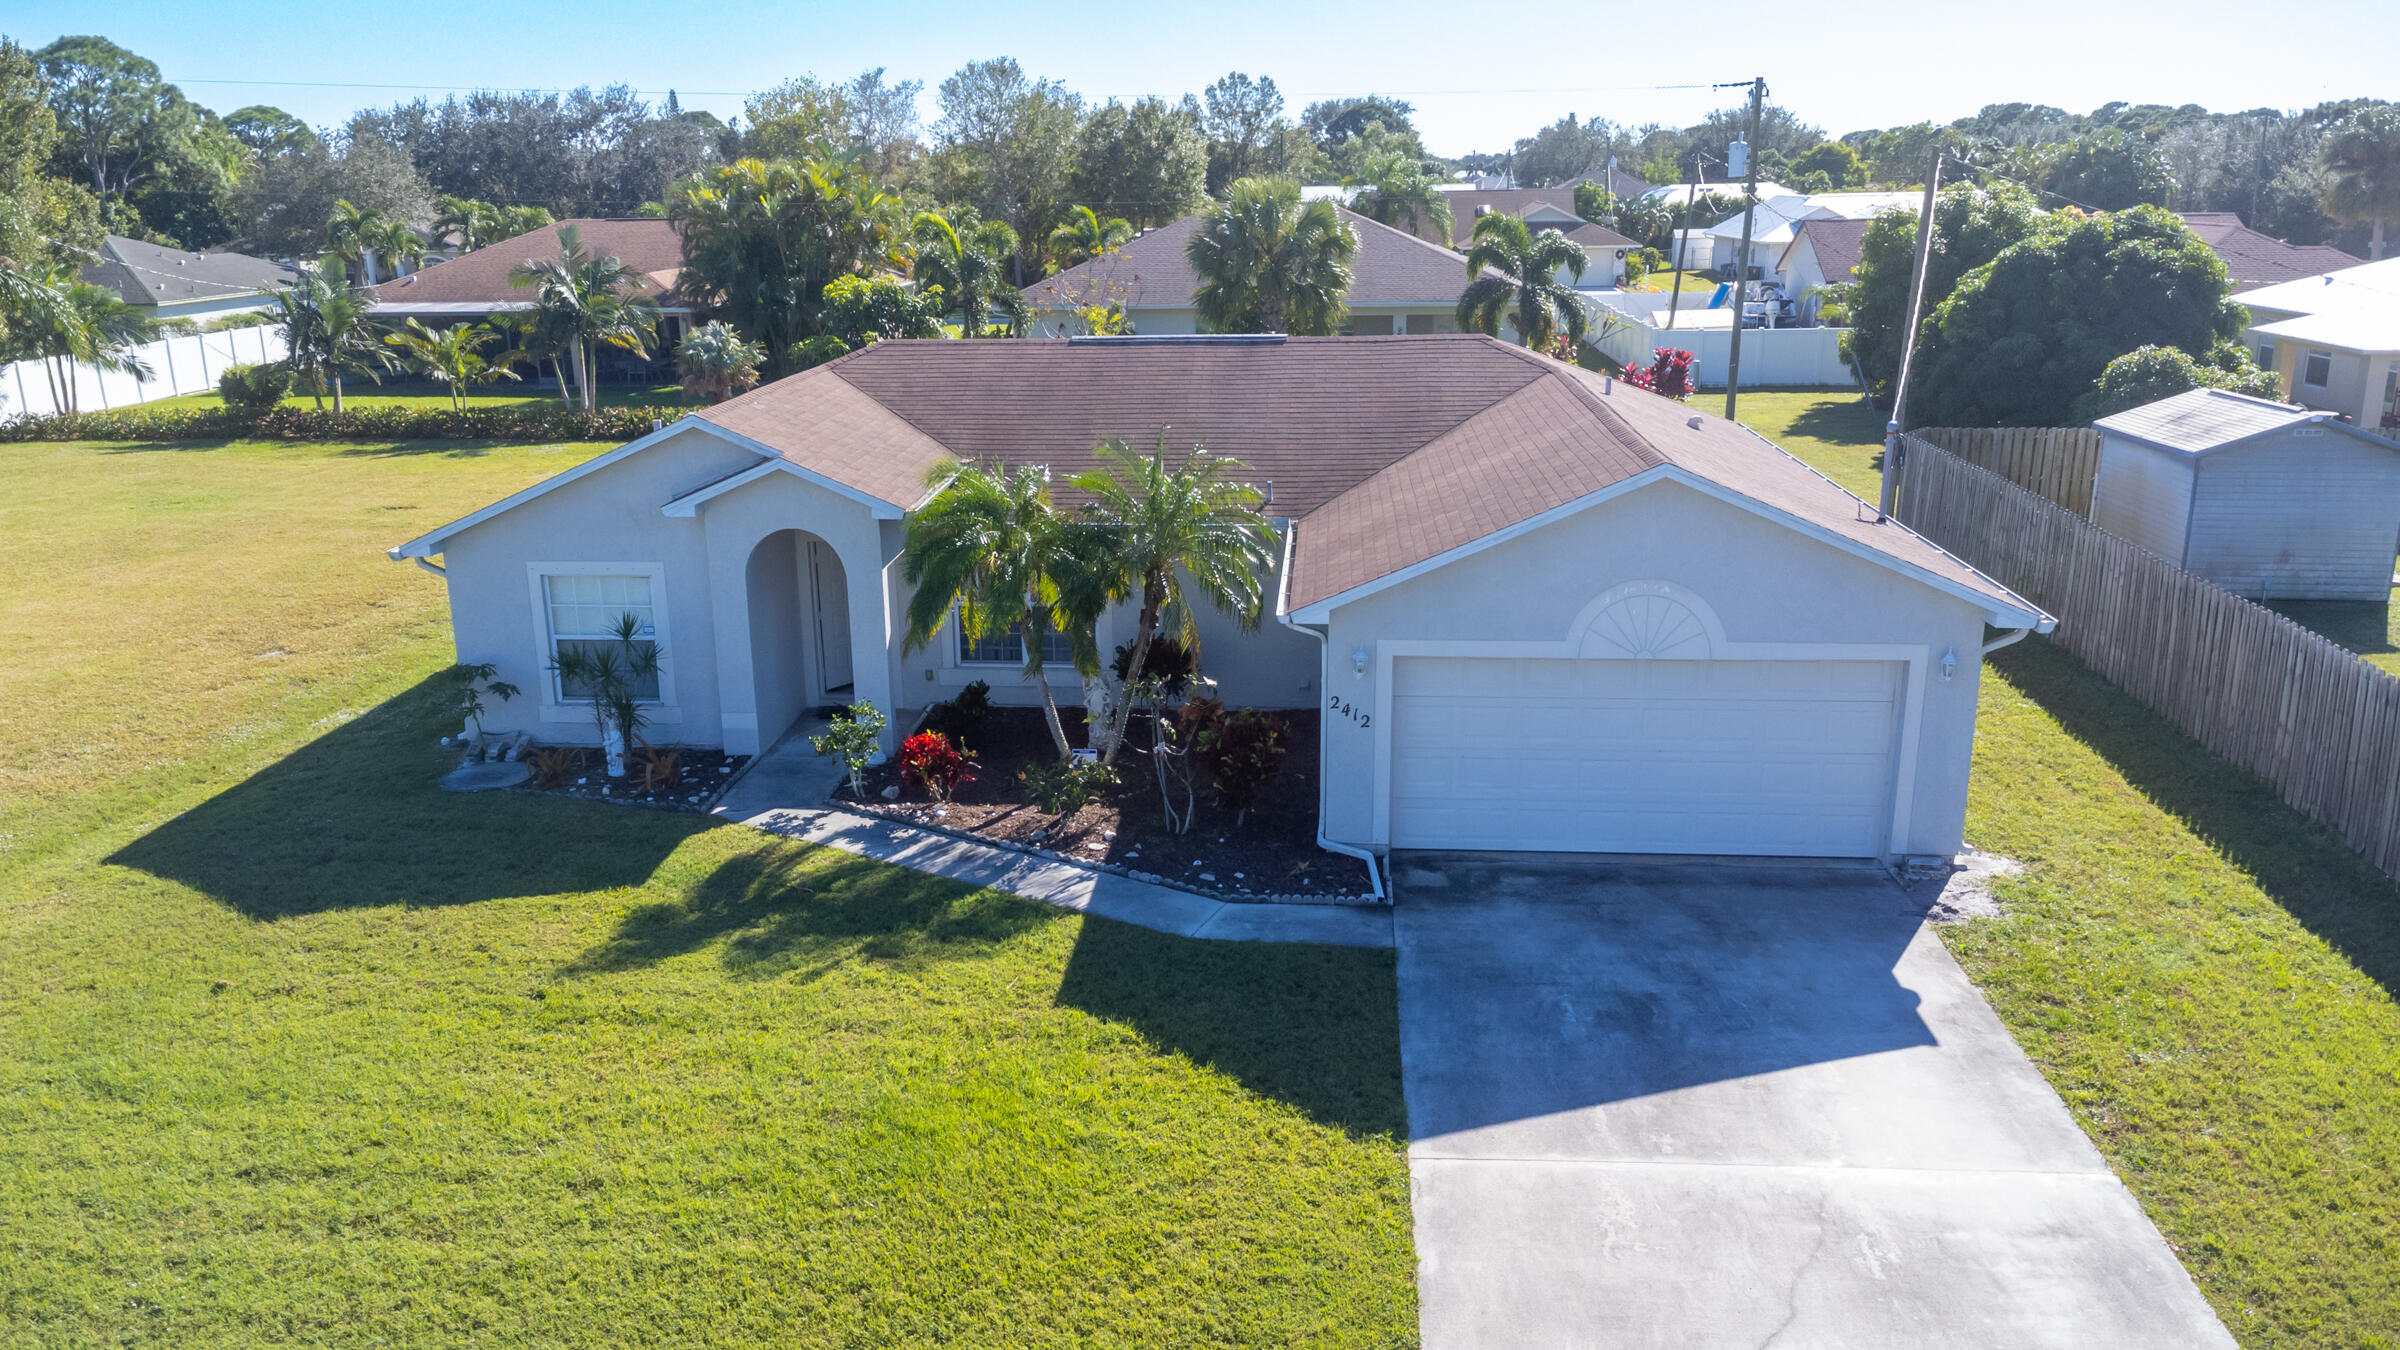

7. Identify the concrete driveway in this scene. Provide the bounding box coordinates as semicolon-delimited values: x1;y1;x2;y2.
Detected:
1395;853;2235;1350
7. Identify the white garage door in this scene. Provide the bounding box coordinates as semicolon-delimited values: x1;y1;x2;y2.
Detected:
1389;657;1901;856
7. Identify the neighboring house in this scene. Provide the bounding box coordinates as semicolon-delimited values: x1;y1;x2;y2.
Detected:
80;235;299;321
366;218;696;377
1690;191;1920;279
1774;218;1872;321
1437;185;1640;287
2178;213;2358;293
1020;208;1499;337
390;333;2049;864
2235;256;2400;430
2091;387;2400;600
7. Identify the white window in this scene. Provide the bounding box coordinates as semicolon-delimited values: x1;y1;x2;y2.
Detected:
959;622;1074;666
2303;350;2333;389
545;573;661;700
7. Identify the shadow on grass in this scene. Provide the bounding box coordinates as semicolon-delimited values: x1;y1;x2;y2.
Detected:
2265;595;2397;661
1995;639;2400;998
562;841;1057;982
1783;394;1889;468
109;673;709;918
95;439;506;458
1055;919;1408;1140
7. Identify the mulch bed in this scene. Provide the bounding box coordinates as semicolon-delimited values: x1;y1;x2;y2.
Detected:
507;745;751;812
846;706;1372;902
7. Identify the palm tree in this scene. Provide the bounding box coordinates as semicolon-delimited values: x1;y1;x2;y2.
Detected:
16;276;155;414
1069;436;1280;764
324;200;420;284
1345;154;1455;244
383;319;518;410
1185;178;1357;336
275;259;387;412
902;460;1100;762
1046;205;1134;270
672;158;904;373
1456;214;1590;350
910;209;1021;338
674;320;766;404
509;225;662;412
432;195;495;253
2323;106;2400;261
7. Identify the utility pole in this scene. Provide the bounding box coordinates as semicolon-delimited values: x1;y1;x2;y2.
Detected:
1664;172;1704;331
1722;76;1765;423
1879;142;1946;522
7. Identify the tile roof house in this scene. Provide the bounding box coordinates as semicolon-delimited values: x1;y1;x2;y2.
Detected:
2177;213;2358;292
2092;387;2400;599
392;334;2046;865
1437;183;1640;287
2233;256;2400;430
80;235;300;320
1019;208;1502;338
1774;218;1874;318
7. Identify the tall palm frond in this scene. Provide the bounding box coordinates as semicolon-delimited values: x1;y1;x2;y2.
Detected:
1046;205;1134;270
1185;178;1357;336
910;209;1021;338
1456;213;1590;351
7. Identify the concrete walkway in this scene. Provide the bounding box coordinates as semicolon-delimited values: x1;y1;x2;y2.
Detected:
1394;853;2236;1349
710;725;1391;948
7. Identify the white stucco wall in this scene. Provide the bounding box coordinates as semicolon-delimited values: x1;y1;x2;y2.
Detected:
1305;479;1995;860
2090;435;2197;563
2183;429;2400;600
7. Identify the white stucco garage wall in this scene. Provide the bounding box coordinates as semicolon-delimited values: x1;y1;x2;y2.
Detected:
1307;478;1995;860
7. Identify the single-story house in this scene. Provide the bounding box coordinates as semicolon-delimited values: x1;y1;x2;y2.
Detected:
1436;185;1641;286
1666;191;1918;282
1774;218;1871;320
2234;256;2400;431
1019;209;1504;338
390;333;2050;864
80;235;300;321
2091;387;2400;600
366;218;697;378
2178;212;2358;293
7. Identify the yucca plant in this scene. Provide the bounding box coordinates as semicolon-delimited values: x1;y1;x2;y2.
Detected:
547;612;663;777
674;320;765;403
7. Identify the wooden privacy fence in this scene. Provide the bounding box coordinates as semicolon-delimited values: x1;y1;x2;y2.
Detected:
1912;426;2102;517
1893;434;2400;883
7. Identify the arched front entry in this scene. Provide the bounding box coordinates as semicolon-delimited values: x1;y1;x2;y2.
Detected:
743;528;855;751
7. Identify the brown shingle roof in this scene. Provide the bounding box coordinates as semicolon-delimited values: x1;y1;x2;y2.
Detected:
1777;218;1872;283
367;218;688;308
1442;191;1639;251
2178;213;2360;293
1020;207;1486;315
688;335;2037;621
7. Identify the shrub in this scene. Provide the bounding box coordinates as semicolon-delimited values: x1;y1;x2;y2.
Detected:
898;730;976;801
1020;757;1116;818
527;746;579;789
811;700;887;798
1111;638;1195;699
216;362;291;411
1622;347;1696;401
2080;342;2286;422
640;747;684;794
0;403;686;445
1177;696;1290;826
441;661;520;737
921;679;993;746
1620;248;1650;286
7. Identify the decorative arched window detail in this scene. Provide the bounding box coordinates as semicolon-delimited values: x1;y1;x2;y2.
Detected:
1568;581;1725;659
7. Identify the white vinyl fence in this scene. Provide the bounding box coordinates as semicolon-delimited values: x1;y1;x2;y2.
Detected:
0;325;287;419
1589;313;1857;390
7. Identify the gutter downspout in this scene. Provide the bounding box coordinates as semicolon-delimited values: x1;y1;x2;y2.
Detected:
1273;522;1387;902
412;556;447;580
1982;626;2033;656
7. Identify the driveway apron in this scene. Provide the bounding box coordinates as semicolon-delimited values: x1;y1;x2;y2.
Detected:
1393;853;2235;1349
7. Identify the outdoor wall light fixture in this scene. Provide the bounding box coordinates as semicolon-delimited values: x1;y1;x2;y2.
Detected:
1938;648;1958;683
1351;647;1369;675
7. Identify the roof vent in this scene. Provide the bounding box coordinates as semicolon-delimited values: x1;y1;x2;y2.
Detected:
1686;414;1704;429
1066;334;1286;346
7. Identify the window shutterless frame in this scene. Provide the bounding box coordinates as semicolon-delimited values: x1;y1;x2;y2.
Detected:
524;562;679;725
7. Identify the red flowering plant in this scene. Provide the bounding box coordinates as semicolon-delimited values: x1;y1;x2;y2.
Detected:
1621;347;1696;401
897;729;977;802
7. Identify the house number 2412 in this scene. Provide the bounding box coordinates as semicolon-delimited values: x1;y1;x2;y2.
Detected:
1328;695;1371;729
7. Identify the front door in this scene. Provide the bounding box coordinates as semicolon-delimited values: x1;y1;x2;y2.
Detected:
809;540;853;693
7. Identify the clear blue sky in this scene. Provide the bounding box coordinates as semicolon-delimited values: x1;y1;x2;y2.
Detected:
8;0;2392;157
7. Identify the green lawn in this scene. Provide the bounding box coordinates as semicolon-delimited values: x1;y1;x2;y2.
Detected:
0;438;1416;1347
1735;387;1888;500
148;380;696;412
2267;593;2400;675
1962;641;2400;1349
1619;268;1723;298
